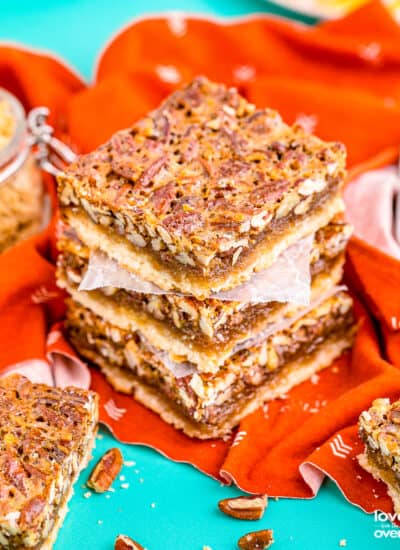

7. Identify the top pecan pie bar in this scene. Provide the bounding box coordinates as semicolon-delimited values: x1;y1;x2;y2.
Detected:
59;77;346;298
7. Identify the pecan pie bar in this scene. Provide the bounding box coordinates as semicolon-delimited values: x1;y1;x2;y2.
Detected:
0;375;98;549
359;399;400;513
58;77;346;298
66;292;355;438
57;219;351;372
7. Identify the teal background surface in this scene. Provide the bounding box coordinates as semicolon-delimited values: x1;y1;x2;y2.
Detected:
0;1;396;548
0;0;316;80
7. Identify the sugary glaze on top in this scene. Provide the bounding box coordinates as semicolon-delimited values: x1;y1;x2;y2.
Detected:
60;77;346;268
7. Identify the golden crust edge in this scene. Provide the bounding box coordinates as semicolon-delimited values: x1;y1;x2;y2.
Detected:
40;427;97;550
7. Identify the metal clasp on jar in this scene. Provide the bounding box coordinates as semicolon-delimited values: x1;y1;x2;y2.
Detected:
0;106;76;186
27;107;77;176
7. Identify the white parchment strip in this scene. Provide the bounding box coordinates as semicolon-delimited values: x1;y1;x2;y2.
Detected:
79;235;313;305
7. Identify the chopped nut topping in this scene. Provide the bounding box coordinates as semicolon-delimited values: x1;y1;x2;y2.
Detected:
59;77;346;269
218;495;267;520
115;534;144;550
87;448;123;493
237;529;274;549
0;374;98;548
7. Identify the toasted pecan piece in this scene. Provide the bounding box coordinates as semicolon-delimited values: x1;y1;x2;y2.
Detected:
87;447;123;493
115;534;144;550
218;495;267;520
237;529;274;550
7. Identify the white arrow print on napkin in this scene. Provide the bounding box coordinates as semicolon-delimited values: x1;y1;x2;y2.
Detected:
231;430;247;448
330;434;352;459
104;399;127;421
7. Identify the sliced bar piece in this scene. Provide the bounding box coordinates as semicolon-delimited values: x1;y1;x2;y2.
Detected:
58;77;346;298
359;398;400;513
0;374;98;549
66;292;355;439
57;219;351;373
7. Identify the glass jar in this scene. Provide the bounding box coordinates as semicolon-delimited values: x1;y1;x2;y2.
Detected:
0;88;44;253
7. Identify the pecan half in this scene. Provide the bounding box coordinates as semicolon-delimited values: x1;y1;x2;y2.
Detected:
218;495;267;520
237;529;274;550
389;409;400;424
87;448;123;493
115;534;144;550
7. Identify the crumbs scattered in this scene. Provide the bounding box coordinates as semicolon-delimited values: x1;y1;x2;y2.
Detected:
139;478;144;483
310;374;320;385
83;491;92;499
339;539;347;547
203;546;212;550
124;460;136;467
120;475;126;481
97;520;103;525
121;483;130;490
151;502;156;509
302;399;328;414
96;434;104;440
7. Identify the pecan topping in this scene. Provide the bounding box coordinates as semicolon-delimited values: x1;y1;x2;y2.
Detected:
147;112;170;140
138;155;168;187
87;447;123;493
112;131;138;157
3;453;26;493
20;496;46;526
115;534;144;550
149;182;177;214
237;529;274;550
245;111;278;135
62;76;346;262
249;180;289;208
218;495;267;520
221;128;248;155
389;409;400;424
163;208;203;236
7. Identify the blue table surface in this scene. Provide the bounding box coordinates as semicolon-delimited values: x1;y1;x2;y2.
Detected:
0;1;396;548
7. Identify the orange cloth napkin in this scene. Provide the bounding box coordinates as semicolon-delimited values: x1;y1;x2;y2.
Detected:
1;0;400;514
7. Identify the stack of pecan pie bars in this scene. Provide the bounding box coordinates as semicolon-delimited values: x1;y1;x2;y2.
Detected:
57;77;356;438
